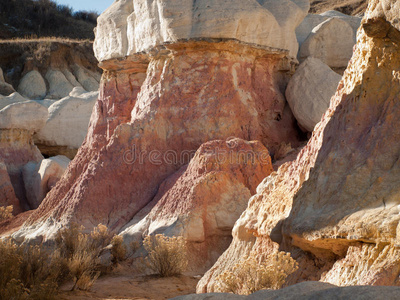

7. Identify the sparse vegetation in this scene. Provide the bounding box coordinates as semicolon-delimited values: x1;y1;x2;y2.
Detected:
0;205;13;221
111;235;127;265
143;234;188;277
0;0;99;40
216;251;298;295
0;223;126;299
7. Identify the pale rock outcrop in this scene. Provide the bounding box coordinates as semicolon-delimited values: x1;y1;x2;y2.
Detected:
94;0;309;61
45;69;75;99
285;57;341;132
199;0;400;292
72;65;99;92
34;91;98;157
23;156;70;209
296;11;361;47
0;92;29;110
69;86;87;97
299;17;355;68
176;282;400;300
120;139;273;271
0;67;4;82
0;101;48;132
17;70;47;99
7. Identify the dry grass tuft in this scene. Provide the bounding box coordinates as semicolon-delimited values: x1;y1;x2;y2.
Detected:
111;235;127;265
0;205;13;221
143;234;188;277
216;251;298;295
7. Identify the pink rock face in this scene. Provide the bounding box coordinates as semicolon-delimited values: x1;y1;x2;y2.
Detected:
198;0;400;292
21;40;301;240
0;129;43;213
120;138;274;272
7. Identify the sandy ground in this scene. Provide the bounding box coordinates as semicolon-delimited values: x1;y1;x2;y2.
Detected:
59;266;200;300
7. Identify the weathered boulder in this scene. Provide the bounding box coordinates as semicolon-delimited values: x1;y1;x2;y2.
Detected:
71;64;99;92
0;69;16;96
17;70;47;99
94;0;309;61
176;282;400;300
34;91;98;159
120;138;273;272
0;101;48;132
0;92;29;110
199;0;400;292
296;11;361;47
299;17;355;68
45;69;75;99
285;57;341;132
23;156;70;210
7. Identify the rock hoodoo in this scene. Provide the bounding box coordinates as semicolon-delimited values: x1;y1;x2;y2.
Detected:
12;0;309;258
198;0;400;292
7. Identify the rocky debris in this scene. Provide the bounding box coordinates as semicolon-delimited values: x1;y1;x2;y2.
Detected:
310;0;368;16
285;57;341;132
17;70;47;99
120;139;273;272
23;156;70;210
34;90;98;158
176;281;400;300
198;0;400;292
298;17;355;68
94;0;309;61
296;11;361;47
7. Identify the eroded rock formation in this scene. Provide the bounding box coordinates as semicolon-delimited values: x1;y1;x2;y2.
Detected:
198;0;400;291
13;1;308;250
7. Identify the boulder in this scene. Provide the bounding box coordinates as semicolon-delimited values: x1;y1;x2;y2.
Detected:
34;91;98;153
72;65;99;92
120;139;273;272
296;11;361;47
17;70;47;100
0;101;48;132
45;69;75;99
0;92;29;110
94;0;309;61
0;82;16;96
23;156;70;209
199;0;400;292
299;17;355;68
0;67;4;81
285;57;341;132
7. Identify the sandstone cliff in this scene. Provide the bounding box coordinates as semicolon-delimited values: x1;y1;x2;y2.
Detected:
199;0;400;291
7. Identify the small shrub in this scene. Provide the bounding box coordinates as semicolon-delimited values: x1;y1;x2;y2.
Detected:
216;251;298;295
110;235;127;265
143;234;188;277
0;205;13;221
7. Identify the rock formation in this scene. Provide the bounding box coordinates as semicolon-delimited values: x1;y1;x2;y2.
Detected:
12;1;308;249
0;101;47;213
285;57;341;132
34;90;99;159
198;0;400;292
23;155;70;210
120;138;273;272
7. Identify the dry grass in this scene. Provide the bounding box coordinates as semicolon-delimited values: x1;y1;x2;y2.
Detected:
143;234;188;277
0;205;13;222
216;251;298;295
0;36;92;44
111;235;127;265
